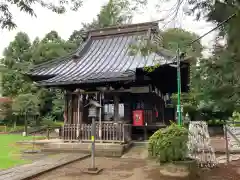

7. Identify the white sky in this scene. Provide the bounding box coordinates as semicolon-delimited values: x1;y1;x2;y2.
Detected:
0;0;216;57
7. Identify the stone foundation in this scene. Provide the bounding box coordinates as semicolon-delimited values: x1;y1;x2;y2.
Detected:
42;142;132;157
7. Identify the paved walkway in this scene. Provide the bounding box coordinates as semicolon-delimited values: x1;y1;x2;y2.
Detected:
0;153;89;180
16;139;63;145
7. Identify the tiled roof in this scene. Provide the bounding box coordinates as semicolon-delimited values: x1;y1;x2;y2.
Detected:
27;21;176;86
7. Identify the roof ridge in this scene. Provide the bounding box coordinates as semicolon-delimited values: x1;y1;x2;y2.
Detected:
88;21;159;37
88;21;159;32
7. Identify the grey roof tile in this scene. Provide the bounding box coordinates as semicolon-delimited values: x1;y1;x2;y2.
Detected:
27;22;176;86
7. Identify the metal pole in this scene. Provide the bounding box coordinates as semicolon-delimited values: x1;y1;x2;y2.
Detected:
177;45;182;126
91;117;96;169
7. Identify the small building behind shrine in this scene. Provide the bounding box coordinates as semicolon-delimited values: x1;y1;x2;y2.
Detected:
26;21;190;144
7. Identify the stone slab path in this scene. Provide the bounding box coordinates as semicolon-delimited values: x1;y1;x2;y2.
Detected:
0;153;89;180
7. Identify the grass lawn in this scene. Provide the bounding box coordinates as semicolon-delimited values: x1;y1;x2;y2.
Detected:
0;134;45;169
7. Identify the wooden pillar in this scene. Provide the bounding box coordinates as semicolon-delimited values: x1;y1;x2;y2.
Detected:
77;93;80;139
72;94;77;124
67;91;73;124
64;92;68;124
162;99;165;124
113;95;119;121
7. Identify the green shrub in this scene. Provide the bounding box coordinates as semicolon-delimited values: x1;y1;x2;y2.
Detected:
148;123;189;163
228;111;240;127
148;128;163;158
206;119;225;125
41;115;63;128
8;126;25;132
0;125;7;132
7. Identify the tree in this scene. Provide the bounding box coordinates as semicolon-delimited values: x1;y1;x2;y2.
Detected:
68;30;85;46
182;0;240;114
0;0;146;30
161;28;202;117
0;0;82;29
68;0;135;46
52;89;65;119
161;28;202;58
1;32;33;97
82;0;135;30
32;31;77;65
30;31;78;118
1;30;74;122
12;93;40;115
133;0;240;116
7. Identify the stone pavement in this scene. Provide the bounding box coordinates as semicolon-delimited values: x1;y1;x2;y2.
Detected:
16;139;63;145
0;153;89;180
217;154;240;164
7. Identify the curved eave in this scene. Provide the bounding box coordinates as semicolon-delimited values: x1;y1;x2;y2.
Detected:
38;74;135;87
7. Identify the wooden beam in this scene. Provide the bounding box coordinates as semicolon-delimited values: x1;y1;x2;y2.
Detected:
64;93;68;124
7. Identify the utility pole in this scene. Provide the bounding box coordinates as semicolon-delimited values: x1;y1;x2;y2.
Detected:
176;45;182;126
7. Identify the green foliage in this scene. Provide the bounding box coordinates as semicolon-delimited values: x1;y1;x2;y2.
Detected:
51;90;65;119
148;123;189;163
32;31;77;65
41;115;63;128
41;114;56;126
128;28;202;72
149;0;240;117
0;100;12;120
12;93;40;115
0;125;7;132
171;92;198;114
207;119;225;125
228;111;240;127
82;0;144;30
68;30;84;46
1;0;143;128
7;126;25;133
2;32;34;97
161;28;203;58
181;0;240;114
0;0;83;29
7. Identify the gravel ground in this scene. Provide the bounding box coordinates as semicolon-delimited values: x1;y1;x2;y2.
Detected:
30;157;240;180
28;135;240;180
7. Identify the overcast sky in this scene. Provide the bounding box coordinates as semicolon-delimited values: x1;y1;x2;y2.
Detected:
0;0;216;57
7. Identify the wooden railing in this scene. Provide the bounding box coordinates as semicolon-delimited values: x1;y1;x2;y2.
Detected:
61;122;132;143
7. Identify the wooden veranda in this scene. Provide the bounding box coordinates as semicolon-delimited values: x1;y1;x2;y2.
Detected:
61;122;132;143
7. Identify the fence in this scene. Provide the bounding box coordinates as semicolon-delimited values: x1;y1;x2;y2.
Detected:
224;121;240;163
61;121;132;143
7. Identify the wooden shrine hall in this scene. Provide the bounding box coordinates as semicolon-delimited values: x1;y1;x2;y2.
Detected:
27;21;190;143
